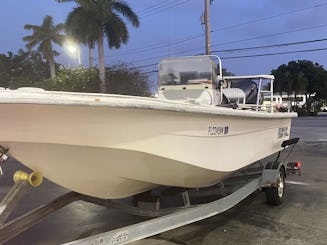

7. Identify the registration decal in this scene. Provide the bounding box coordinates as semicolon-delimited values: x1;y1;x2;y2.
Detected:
208;126;229;136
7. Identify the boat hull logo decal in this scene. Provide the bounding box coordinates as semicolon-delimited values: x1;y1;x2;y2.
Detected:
278;127;289;139
111;231;129;244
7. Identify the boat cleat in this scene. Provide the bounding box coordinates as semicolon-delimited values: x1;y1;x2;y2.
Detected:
0;145;9;163
0;146;9;176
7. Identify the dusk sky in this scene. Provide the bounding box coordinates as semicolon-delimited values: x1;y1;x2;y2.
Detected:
1;0;327;79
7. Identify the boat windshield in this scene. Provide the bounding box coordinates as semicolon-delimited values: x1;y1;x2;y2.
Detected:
158;56;217;86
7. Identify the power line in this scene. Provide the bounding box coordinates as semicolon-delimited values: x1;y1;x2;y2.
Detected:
109;1;327;58
136;0;177;14
214;24;327;49
127;47;327;74
219;47;327;59
139;0;192;18
211;38;327;53
176;23;327;55
128;45;327;77
139;70;158;75
133;47;327;74
122;37;327;65
125;47;327;74
131;63;158;69
123;40;327;70
108;34;203;57
114;20;326;59
211;1;327;33
123;23;327;64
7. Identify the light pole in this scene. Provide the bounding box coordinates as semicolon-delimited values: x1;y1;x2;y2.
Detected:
64;39;81;66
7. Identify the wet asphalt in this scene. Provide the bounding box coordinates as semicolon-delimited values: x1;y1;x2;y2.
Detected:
0;117;326;245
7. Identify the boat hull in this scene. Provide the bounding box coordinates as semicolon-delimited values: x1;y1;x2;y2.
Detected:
0;91;295;198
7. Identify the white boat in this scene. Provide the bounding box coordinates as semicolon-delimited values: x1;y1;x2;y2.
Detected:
0;56;296;199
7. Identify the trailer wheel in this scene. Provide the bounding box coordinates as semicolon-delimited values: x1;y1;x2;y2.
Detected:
265;168;285;205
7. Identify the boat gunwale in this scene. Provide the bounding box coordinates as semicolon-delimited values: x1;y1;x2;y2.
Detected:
0;90;297;119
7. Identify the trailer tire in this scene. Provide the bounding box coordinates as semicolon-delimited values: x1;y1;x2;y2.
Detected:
265;168;285;205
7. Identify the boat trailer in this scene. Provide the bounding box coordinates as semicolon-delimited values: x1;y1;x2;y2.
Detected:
0;138;301;244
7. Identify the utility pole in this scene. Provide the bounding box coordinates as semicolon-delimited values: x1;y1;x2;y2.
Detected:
204;0;211;55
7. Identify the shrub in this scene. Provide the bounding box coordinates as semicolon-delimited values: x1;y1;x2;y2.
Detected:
43;66;100;93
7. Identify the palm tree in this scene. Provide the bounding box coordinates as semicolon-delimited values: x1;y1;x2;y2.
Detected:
23;15;65;78
65;7;98;68
57;0;140;93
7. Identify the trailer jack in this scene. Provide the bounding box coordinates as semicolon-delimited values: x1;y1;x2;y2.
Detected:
0;171;43;225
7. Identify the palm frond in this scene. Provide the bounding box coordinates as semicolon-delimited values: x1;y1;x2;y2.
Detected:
53;50;60;57
56;0;75;2
37;42;50;61
22;35;36;42
65;6;99;45
112;0;140;27
104;13;128;49
24;24;41;31
52;34;65;46
25;40;38;50
56;0;85;4
43;15;55;28
54;23;65;32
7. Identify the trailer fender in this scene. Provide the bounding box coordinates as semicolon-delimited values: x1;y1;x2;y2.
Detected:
260;162;286;188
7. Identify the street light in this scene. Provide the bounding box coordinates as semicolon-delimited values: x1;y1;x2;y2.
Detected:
64;39;81;66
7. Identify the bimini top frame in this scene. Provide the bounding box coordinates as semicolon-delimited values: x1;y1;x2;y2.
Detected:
223;74;275;112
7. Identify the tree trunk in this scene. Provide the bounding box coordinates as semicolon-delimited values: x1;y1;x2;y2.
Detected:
294;92;297;111
304;92;309;112
88;42;93;68
98;31;106;93
49;59;56;78
49;41;56;78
